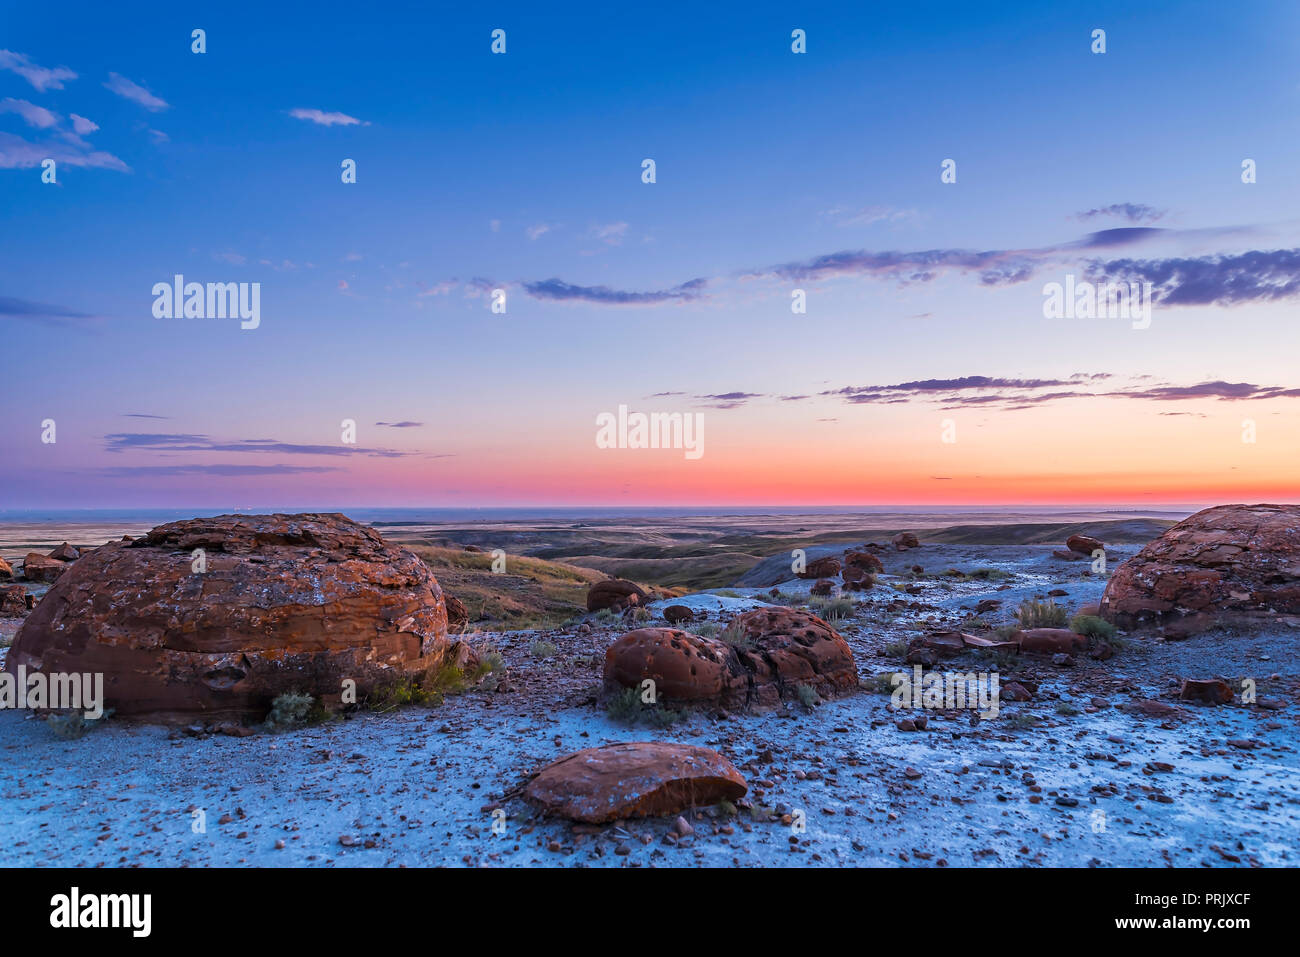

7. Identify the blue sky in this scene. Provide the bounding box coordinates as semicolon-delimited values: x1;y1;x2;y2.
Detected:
3;1;1300;507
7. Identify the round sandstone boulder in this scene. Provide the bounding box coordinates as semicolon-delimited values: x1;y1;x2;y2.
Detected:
5;512;471;721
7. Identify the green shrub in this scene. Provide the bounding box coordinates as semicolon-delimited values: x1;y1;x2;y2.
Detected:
47;708;115;740
809;595;854;621
605;686;641;722
1069;614;1116;639
974;648;1018;672
795;683;820;710
267;692;315;728
604;686;683;727
370;651;499;711
471;638;506;678
718;620;752;651
766;590;807;606
530;640;558;658
1016;599;1066;629
871;672;902;694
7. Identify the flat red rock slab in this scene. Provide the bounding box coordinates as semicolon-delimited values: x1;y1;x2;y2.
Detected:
1015;628;1088;656
961;634;1019;652
524;742;747;823
1122;698;1186;719
1179;678;1235;704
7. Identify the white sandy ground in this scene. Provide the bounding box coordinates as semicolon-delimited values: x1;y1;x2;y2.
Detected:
0;543;1295;868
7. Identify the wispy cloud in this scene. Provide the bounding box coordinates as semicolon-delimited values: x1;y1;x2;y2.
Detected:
0;98;129;171
748;228;1164;287
0;50;76;91
525;223;554;240
103;72;168;111
0;131;129;171
103;433;414;458
1078;203;1165;224
100;464;339;477
288;108;366;127
416;279;456;297
376;421;423;428
523;277;707;305
588;222;628;245
0;97;58;130
694;391;763;409
0;295;101;326
821;205;918;227
822;373;1300;410
1087;249;1300;306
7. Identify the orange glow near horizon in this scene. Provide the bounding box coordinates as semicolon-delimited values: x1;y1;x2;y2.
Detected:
314;396;1300;507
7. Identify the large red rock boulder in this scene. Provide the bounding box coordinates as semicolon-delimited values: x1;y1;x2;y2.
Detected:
21;553;66;583
587;578;648;612
728;607;858;705
1100;504;1300;634
604;607;857;710
796;556;841;579
0;557;12;581
604;628;747;704
842;564;874;590
48;542;80;562
1066;534;1104;556
0;585;27;617
5;513;473;721
845;550;884;574
662;604;695;624
1179;678;1234;705
524;742;747;822
892;532;920;550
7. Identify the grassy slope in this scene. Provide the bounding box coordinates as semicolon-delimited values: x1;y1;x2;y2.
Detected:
411;546;606;631
411;546;671;632
553;553;759;590
713;517;1177;558
411;519;1177;618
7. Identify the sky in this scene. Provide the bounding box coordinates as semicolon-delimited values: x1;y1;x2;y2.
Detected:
3;0;1300;509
